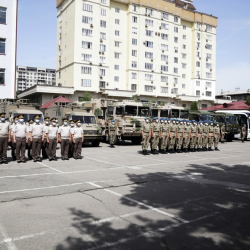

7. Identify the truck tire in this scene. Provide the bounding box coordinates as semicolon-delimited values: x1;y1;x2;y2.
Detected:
227;134;233;142
92;141;100;147
131;138;142;145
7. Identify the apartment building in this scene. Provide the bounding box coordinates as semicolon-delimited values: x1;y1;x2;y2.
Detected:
16;66;56;92
0;0;18;98
56;0;217;107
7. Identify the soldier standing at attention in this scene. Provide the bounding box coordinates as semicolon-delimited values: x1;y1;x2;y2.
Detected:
151;117;161;155
58;118;71;160
159;118;164;153
241;124;246;143
27;119;33;160
221;123;225;143
13;115;28;163
213;122;220;151
0;113;11;164
202;121;209;151
141;117;151;155
168;119;177;154
46;118;58;161
109;120;117;148
72;119;84;159
68;120;75;158
190;120;198;152
176;119;184;153
10;116;19;161
42;117;50;159
183;120;191;153
30;115;44;162
208;121;215;151
197;121;204;152
160;118;169;154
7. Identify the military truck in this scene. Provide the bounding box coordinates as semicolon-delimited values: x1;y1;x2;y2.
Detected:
189;110;215;123
44;103;102;147
151;104;189;119
0;99;44;122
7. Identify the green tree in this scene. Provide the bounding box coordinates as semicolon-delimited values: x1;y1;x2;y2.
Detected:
79;92;92;102
190;101;199;110
131;95;140;102
245;96;250;106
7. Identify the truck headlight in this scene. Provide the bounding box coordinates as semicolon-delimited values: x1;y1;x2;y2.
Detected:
99;130;102;134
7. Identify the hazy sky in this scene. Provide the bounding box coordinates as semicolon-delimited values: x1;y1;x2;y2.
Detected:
16;0;250;93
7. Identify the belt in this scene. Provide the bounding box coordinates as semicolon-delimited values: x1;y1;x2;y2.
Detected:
16;137;26;139
143;132;150;134
61;137;70;140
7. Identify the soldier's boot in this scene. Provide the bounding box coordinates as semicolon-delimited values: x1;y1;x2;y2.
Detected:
190;148;194;152
208;147;211;151
215;147;220;151
177;149;181;153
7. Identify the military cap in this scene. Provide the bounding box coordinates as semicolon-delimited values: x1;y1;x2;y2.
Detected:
34;114;40;119
19;114;24;119
210;120;213;123
160;118;163;120
0;112;6;117
215;122;219;124
192;120;196;123
179;119;183;122
70;119;75;124
111;119;114;122
163;118;167;121
28;119;34;123
63;117;68;122
144;117;148;120
44;117;50;121
50;117;56;122
75;119;81;123
14;115;19;120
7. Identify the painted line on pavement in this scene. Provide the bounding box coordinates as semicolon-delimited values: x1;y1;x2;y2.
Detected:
0;222;18;250
37;162;64;173
87;182;189;224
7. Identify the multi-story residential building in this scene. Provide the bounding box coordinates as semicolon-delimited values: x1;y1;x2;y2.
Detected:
54;0;217;107
0;0;18;98
16;66;56;92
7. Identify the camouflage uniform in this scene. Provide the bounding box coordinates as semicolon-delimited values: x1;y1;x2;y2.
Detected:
214;125;220;150
168;122;176;152
142;123;151;151
202;125;209;150
183;125;191;149
221;126;225;143
208;125;215;149
176;124;184;151
190;124;197;150
242;126;246;142
197;124;204;150
109;124;116;145
151;122;161;150
161;123;169;152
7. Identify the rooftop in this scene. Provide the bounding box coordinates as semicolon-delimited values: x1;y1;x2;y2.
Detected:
201;101;250;111
216;90;250;97
40;96;72;109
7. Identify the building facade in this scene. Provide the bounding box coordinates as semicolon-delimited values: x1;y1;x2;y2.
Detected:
16;66;56;92
216;90;250;102
56;0;217;107
0;0;18;98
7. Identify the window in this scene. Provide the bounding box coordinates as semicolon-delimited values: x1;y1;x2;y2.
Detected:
145;19;153;26
206;44;212;50
132;27;137;34
81;54;92;62
0;7;6;24
183;25;186;30
174;57;178;63
115;41;119;47
206;63;212;69
101;8;106;15
131;84;137;90
132;61;137;68
146;8;153;15
114;76;119;81
206;72;212;78
196;90;200;96
161;23;169;30
115;53;119;59
131;72;137;79
197;23;201;29
132;16;137;23
183;45;186;49
197;32;201;39
182;64;186;69
132;50;137;57
161;44;168;51
99;69;106;76
172;88;178;94
82;28;92;36
145;85;153;92
174;68;178;74
100;44;106;51
196;81;200;86
161;33;168;40
161;54;168;61
161;65;168;72
115;30;120;36
145;63;153;70
83;4;93;12
115;8;120;13
206;91;212;97
197;51;200;57
174;27;178;33
206;82;212;88
206;53;212;59
132;38;137;45
100;20;106;27
145;52;153;59
174;47;178;53
196;71;200;77
81;79;91;87
201;104;207;109
0;39;6;54
174;17;178;23
174;78;178;84
206;25;212;32
206;34;212;41
145;30;153;37
132;5;138;12
145;41;153;48
81;66;92;74
59;26;62;33
197;42;200;48
101;0;106;3
100;56;106;64
182;74;186;79
161;13;169;19
183;35;186;40
182;84;186;89
82;41;92;49
196;61;200;67
115;19;120;24
100;32;106;40
114;65;119;70
161;76;168;82
82;16;93;24
161;87;168;93
0;69;5;85
99;81;106;88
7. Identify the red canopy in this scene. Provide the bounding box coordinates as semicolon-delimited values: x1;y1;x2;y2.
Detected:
201;101;250;111
40;96;72;109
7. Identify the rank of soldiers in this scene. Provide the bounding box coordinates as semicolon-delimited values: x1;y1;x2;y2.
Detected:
141;117;225;155
0;113;84;164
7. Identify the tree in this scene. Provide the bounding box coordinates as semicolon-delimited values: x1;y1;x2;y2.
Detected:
79;92;92;102
245;96;250;106
190;101;199;110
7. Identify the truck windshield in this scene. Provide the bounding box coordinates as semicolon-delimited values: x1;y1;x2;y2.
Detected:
171;109;180;118
189;114;199;121
180;110;189;119
151;109;158;117
14;113;44;123
160;109;168;118
125;105;137;116
71;115;96;124
138;107;149;117
215;116;225;123
226;116;237;124
200;114;214;122
116;106;124;115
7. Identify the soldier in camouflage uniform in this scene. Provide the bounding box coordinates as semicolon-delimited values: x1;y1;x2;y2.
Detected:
213;122;220;151
197;121;204;152
168;119;177;154
241;124;246;143
109;120;117;148
151;117;161;154
176;119;184;153
202;121;209;151
190;120;198;152
160;118;170;154
183;120;191;153
141;117;151;155
221;123;225;143
208;121;215;151
159;118;164;153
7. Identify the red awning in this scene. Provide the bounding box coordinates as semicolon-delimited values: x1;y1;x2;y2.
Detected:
40;96;72;109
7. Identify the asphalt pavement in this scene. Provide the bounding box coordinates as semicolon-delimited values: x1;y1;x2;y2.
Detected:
0;140;250;250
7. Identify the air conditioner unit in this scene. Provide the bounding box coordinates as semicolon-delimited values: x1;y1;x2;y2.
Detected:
102;51;104;55
206;39;208;42
99;51;102;54
199;57;201;60
151;59;153;62
197;47;199;50
205;29;207;32
151;80;153;83
100;38;103;42
151;70;154;72
159;26;162;29
99;63;102;66
198;76;200;79
155;32;157;35
145;24;148;28
153;86;156;90
206;58;208;61
143;41;146;45
174;84;176;87
145;13;147;16
160;71;163;73
205;87;208;90
210;69;212;72
158;33;160;36
100;75;103;79
198;38;200;41
162;50;164;53
90;24;93;28
148;14;150;17
166;61;168;64
89;62;92;65
161;18;163;20
166;83;168;86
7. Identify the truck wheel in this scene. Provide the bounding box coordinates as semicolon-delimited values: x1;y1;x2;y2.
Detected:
92;141;100;147
131;138;142;145
227;134;233;142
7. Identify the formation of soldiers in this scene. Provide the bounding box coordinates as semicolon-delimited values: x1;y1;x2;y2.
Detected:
141;117;225;155
0;113;84;164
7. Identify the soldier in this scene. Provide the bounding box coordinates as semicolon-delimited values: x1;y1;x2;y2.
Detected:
27;119;34;160
158;118;164;153
176;119;184;153
208;121;215;151
42;117;50;159
221;123;225;143
214;122;220;151
46;118;59;161
241;124;246;143
190;120;198;152
109;120;117;148
202;121;209;151
141;117;151;155
69;120;75;158
197;121;204;152
183;120;191;153
58;118;71;160
72;119;84;159
160;118;170;154
13;115;29;163
0;113;11;164
151;117;161;154
10;116;19;161
30;115;44;162
168;119;177;154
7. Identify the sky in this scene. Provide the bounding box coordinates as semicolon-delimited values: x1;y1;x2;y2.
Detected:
16;0;250;93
